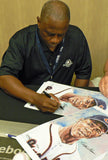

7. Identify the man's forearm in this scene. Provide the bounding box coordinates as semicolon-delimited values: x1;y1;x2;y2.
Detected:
74;78;89;87
0;75;38;104
0;75;60;112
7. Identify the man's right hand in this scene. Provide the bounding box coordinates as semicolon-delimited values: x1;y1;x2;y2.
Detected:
32;93;60;113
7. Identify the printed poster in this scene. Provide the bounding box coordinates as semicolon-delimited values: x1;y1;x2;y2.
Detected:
24;81;108;116
16;108;108;160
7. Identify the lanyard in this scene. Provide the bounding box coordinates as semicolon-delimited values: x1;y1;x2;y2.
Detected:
36;26;64;76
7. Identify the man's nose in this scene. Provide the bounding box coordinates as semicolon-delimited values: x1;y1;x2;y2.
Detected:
51;35;62;44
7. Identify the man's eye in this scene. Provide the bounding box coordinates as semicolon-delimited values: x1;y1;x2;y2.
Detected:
46;32;55;36
49;33;55;36
58;34;63;37
58;34;64;37
46;31;64;37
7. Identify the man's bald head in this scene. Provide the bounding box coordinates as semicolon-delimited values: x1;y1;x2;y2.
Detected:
40;0;70;23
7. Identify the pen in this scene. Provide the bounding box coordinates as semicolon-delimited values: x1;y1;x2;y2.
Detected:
6;134;16;139
43;91;64;110
43;91;52;98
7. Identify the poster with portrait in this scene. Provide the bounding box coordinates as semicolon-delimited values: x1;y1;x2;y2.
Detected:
16;108;108;160
24;81;108;116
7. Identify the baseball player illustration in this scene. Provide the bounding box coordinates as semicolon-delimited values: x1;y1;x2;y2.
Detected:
14;114;107;160
59;93;106;110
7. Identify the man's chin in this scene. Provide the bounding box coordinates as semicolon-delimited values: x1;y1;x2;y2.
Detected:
48;45;57;51
49;47;56;51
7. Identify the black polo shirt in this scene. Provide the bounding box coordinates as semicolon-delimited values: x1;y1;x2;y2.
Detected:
0;24;92;85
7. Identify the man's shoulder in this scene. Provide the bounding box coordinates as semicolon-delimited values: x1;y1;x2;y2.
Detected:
12;24;37;38
20;24;37;33
66;24;86;42
68;25;84;36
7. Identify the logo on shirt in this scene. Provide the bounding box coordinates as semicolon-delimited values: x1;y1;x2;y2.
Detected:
63;59;73;68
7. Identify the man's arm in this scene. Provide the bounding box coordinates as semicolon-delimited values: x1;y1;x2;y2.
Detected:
74;78;89;87
0;75;60;112
99;59;108;98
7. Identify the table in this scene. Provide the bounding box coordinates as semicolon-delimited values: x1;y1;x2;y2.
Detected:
0;85;100;160
0;85;99;125
0;85;62;125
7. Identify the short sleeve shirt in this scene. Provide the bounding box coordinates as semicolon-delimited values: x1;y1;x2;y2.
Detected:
0;24;92;85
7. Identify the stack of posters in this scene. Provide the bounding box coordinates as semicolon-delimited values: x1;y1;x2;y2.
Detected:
15;81;108;160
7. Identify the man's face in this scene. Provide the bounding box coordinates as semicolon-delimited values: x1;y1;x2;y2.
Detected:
37;16;69;51
71;119;105;139
60;93;96;109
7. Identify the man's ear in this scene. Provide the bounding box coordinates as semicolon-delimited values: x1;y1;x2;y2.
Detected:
37;16;41;28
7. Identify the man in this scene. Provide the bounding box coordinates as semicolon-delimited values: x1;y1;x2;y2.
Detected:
99;59;108;98
0;0;92;112
13;115;108;160
59;92;106;109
